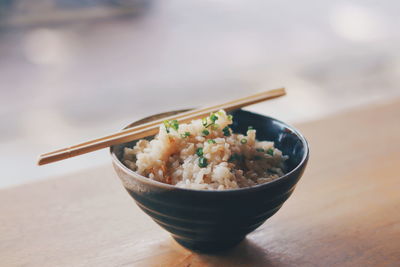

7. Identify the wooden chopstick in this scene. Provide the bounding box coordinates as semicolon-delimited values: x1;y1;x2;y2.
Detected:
38;88;286;165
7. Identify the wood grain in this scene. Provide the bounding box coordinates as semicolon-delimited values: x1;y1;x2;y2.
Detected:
2;99;400;267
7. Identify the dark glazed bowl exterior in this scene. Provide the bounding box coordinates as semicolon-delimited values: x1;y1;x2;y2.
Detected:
110;109;309;252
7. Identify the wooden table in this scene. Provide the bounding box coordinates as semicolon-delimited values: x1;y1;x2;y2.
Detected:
2;100;400;267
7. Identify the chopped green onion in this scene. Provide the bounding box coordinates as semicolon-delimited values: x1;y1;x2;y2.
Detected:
207;139;216;144
171;120;179;131
256;148;265;152
163;120;170;133
202;117;208;126
248;126;254;130
202;129;210;136
227;114;233;121
228;153;242;163
180;132;191;138
267;148;274;156
164;119;179;133
198;157;208;168
240;138;247;144
222;126;231;136
196;147;203;157
202;113;220;128
210;113;218;122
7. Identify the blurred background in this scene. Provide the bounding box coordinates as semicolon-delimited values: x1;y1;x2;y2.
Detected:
0;0;399;188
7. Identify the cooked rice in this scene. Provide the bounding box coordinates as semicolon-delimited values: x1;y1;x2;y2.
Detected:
123;110;288;190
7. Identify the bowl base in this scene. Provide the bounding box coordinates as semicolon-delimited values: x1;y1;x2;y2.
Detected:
173;236;245;253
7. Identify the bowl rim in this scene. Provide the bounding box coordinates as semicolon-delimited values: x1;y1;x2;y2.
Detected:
110;109;309;194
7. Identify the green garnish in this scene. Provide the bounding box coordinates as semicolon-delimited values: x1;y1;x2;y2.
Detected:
210;113;218;122
202;118;208;126
248;126;254;130
171;120;179;131
202;113;221;129
240;138;247;144
254;155;262;160
227;114;233;121
202;129;210;136
256;148;265;152
180;132;191;138
228;153;242;163
267;148;274;156
163;120;179;133
198;157;208;168
196;147;203;157
163;120;171;133
202;113;222;129
207;139;216;144
222;126;231;136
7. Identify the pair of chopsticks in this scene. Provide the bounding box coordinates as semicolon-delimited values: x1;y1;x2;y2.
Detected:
38;88;286;166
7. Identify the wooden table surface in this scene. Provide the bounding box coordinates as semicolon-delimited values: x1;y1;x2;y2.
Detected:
1;99;400;267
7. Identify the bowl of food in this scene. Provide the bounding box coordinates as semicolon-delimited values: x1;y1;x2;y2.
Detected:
110;109;309;252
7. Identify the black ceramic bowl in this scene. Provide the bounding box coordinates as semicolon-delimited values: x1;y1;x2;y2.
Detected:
110;109;309;252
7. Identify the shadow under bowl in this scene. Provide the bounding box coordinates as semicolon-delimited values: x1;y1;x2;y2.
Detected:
110;109;309;252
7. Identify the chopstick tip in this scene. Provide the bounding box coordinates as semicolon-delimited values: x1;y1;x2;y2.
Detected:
37;156;45;166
